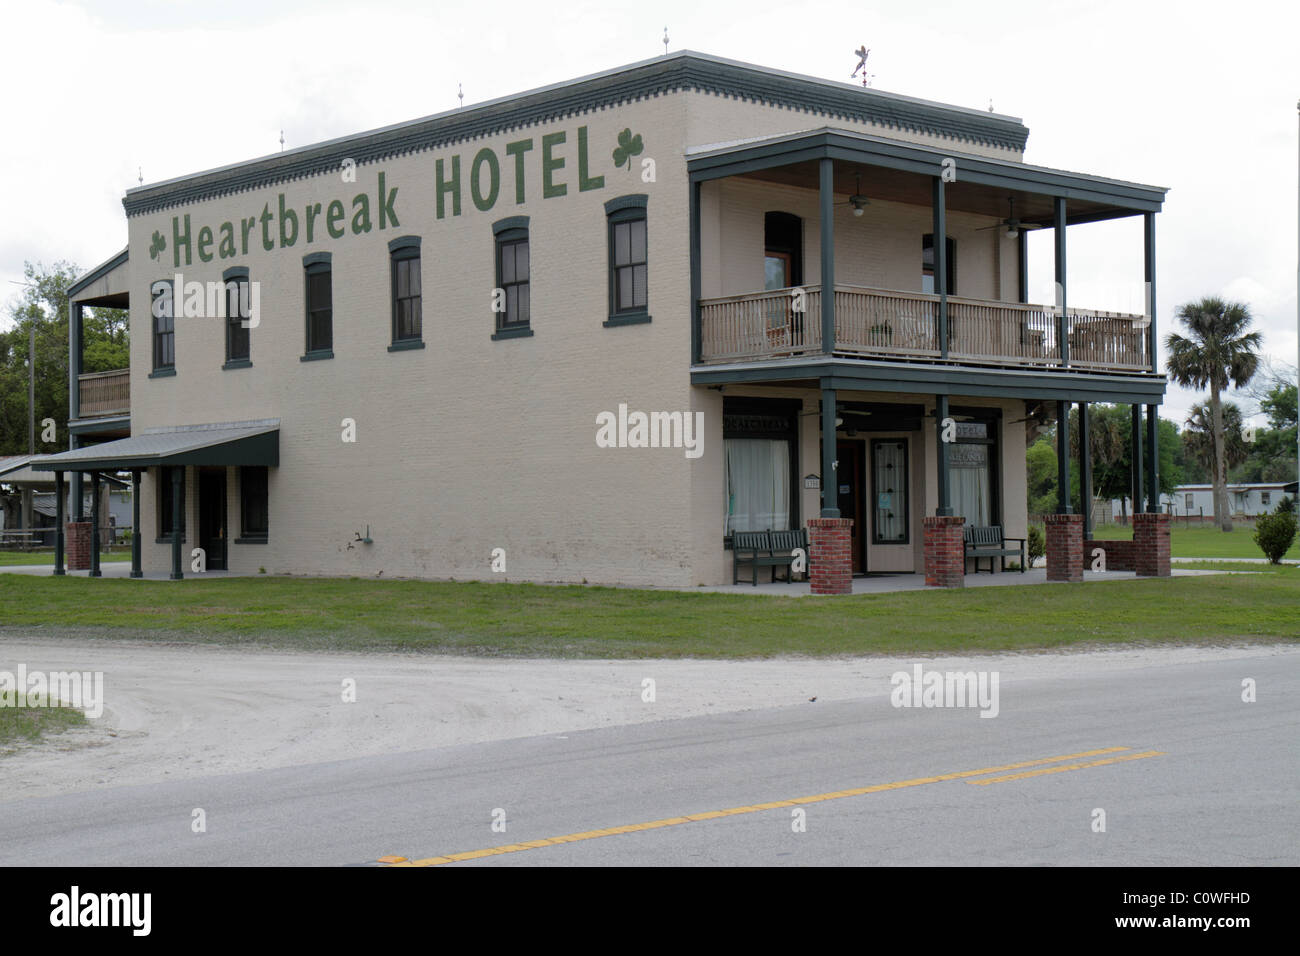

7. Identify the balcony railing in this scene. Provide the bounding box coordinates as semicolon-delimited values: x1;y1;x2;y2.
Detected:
699;285;1150;372
78;368;130;417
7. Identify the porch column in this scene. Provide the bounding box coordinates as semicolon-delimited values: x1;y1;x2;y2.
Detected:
1079;402;1093;536
1145;405;1160;512
1055;197;1068;366
1131;404;1144;516
131;469;142;578
820;382;839;518
1017;228;1029;304
1056;400;1072;513
69;301;82;422
170;466;184;580
54;471;65;575
935;394;952;516
933;177;948;358
818;158;835;354
1144;212;1157;372
73;469;84;520
689;178;702;365
90;472;101;577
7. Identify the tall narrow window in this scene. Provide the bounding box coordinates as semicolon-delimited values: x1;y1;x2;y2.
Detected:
951;418;999;526
303;252;333;359
240;466;269;540
921;234;956;295
492;217;532;339
605;195;650;326
150;279;175;373
223;266;252;368
388;236;423;350
871;439;909;544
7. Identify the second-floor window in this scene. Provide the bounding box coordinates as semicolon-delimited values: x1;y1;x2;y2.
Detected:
921;234;956;295
605;195;650;325
304;253;332;357
494;218;530;334
224;267;251;367
389;236;422;347
150;279;174;371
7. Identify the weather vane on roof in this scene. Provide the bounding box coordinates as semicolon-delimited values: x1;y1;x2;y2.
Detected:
280;130;285;152
663;26;669;55
851;46;873;87
458;82;464;109
137;167;143;187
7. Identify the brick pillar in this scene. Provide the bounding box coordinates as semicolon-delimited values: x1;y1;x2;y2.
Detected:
1133;512;1171;577
808;518;853;595
65;521;91;571
923;515;966;588
1045;513;1084;582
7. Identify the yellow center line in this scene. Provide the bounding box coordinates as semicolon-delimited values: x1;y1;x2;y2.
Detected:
965;749;1164;785
384;745;1138;867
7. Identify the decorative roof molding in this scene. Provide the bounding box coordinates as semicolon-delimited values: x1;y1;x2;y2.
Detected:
122;52;1029;218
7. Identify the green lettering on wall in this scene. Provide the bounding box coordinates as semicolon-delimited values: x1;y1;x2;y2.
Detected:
279;193;298;247
351;193;372;234
505;138;533;205
306;203;322;243
436;155;461;219
377;172;399;229
260;204;275;251
471;148;500;212
172;214;192;268
326;200;346;239
240;217;256;255
218;222;236;258
542;131;567;198
197;225;214;262
577;126;604;192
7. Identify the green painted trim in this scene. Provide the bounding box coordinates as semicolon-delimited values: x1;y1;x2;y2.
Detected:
491;326;534;341
148;367;176;378
604;193;648;216
221;265;249;281
222;358;253;370
387;339;425;352
123;53;1030;217
492;215;529;236
233;537;268;545
303;251;332;268
68;248;129;298
388;235;421;254
155;536;187;544
300;349;334;362
604;311;651;327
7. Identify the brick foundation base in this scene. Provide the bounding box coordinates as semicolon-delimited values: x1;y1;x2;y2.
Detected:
65;521;91;571
808;517;853;595
1133;512;1172;577
1082;537;1136;571
923;515;966;588
1045;513;1084;582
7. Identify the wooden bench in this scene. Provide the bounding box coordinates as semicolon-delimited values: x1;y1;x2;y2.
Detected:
963;525;1026;574
732;528;809;585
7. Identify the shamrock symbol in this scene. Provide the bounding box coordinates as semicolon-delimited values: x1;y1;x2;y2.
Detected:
612;128;644;170
149;231;166;261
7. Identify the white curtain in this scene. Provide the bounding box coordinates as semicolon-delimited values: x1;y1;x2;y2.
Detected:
725;439;790;533
873;441;907;541
951;444;991;526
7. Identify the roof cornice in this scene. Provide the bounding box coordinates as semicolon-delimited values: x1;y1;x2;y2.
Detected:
122;51;1029;218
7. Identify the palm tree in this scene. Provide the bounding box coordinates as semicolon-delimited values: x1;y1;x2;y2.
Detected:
1166;297;1261;531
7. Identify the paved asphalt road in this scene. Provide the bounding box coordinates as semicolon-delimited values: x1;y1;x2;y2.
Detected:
2;651;1296;866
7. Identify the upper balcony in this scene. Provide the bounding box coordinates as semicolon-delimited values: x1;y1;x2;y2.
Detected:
78;368;130;417
687;128;1168;400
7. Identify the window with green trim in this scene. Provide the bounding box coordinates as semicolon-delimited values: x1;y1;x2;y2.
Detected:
240;466;269;540
605;195;650;325
150;279;174;370
304;255;332;355
496;231;530;330
224;268;251;366
390;239;422;344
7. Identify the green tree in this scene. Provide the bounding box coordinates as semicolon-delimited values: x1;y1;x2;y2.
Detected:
1184;402;1249;499
1165;297;1261;531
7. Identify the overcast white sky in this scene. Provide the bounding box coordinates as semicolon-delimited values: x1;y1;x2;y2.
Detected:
2;0;1297;425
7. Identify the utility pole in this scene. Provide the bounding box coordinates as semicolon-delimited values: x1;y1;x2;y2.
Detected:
28;325;35;454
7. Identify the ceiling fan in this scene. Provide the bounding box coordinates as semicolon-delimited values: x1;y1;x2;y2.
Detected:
977;198;1045;239
840;174;871;217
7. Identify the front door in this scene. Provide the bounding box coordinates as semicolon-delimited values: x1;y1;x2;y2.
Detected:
836;440;866;574
867;437;915;573
198;469;227;571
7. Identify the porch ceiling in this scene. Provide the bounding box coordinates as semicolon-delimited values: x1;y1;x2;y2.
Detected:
688;128;1167;225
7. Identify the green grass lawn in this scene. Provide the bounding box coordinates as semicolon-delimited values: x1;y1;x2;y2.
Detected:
1087;524;1299;560
1;569;1296;658
0;695;88;749
0;551;130;567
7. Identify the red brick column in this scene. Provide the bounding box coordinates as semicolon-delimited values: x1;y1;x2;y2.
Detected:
923;515;966;588
808;518;853;595
1045;513;1084;582
1133;512;1172;577
65;521;91;571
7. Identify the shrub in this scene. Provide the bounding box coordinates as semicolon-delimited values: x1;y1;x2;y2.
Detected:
1275;495;1294;514
1254;506;1297;564
1028;524;1046;565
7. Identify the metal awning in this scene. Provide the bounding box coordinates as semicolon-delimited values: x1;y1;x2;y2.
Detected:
30;420;279;472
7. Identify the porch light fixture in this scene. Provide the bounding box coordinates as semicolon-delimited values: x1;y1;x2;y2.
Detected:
1005;223;1019;239
848;174;870;216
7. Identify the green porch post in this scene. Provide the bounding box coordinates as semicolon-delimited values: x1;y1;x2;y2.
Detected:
821;382;840;518
933;177;948;358
1017;228;1029;304
1056;400;1072;513
89;472;101;577
690;179;702;365
54;471;65;575
1079;402;1093;535
131;469;143;578
1055;197;1068;367
935;394;952;516
170;466;184;580
1131;404;1144;516
819;158;835;354
1146;405;1160;511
